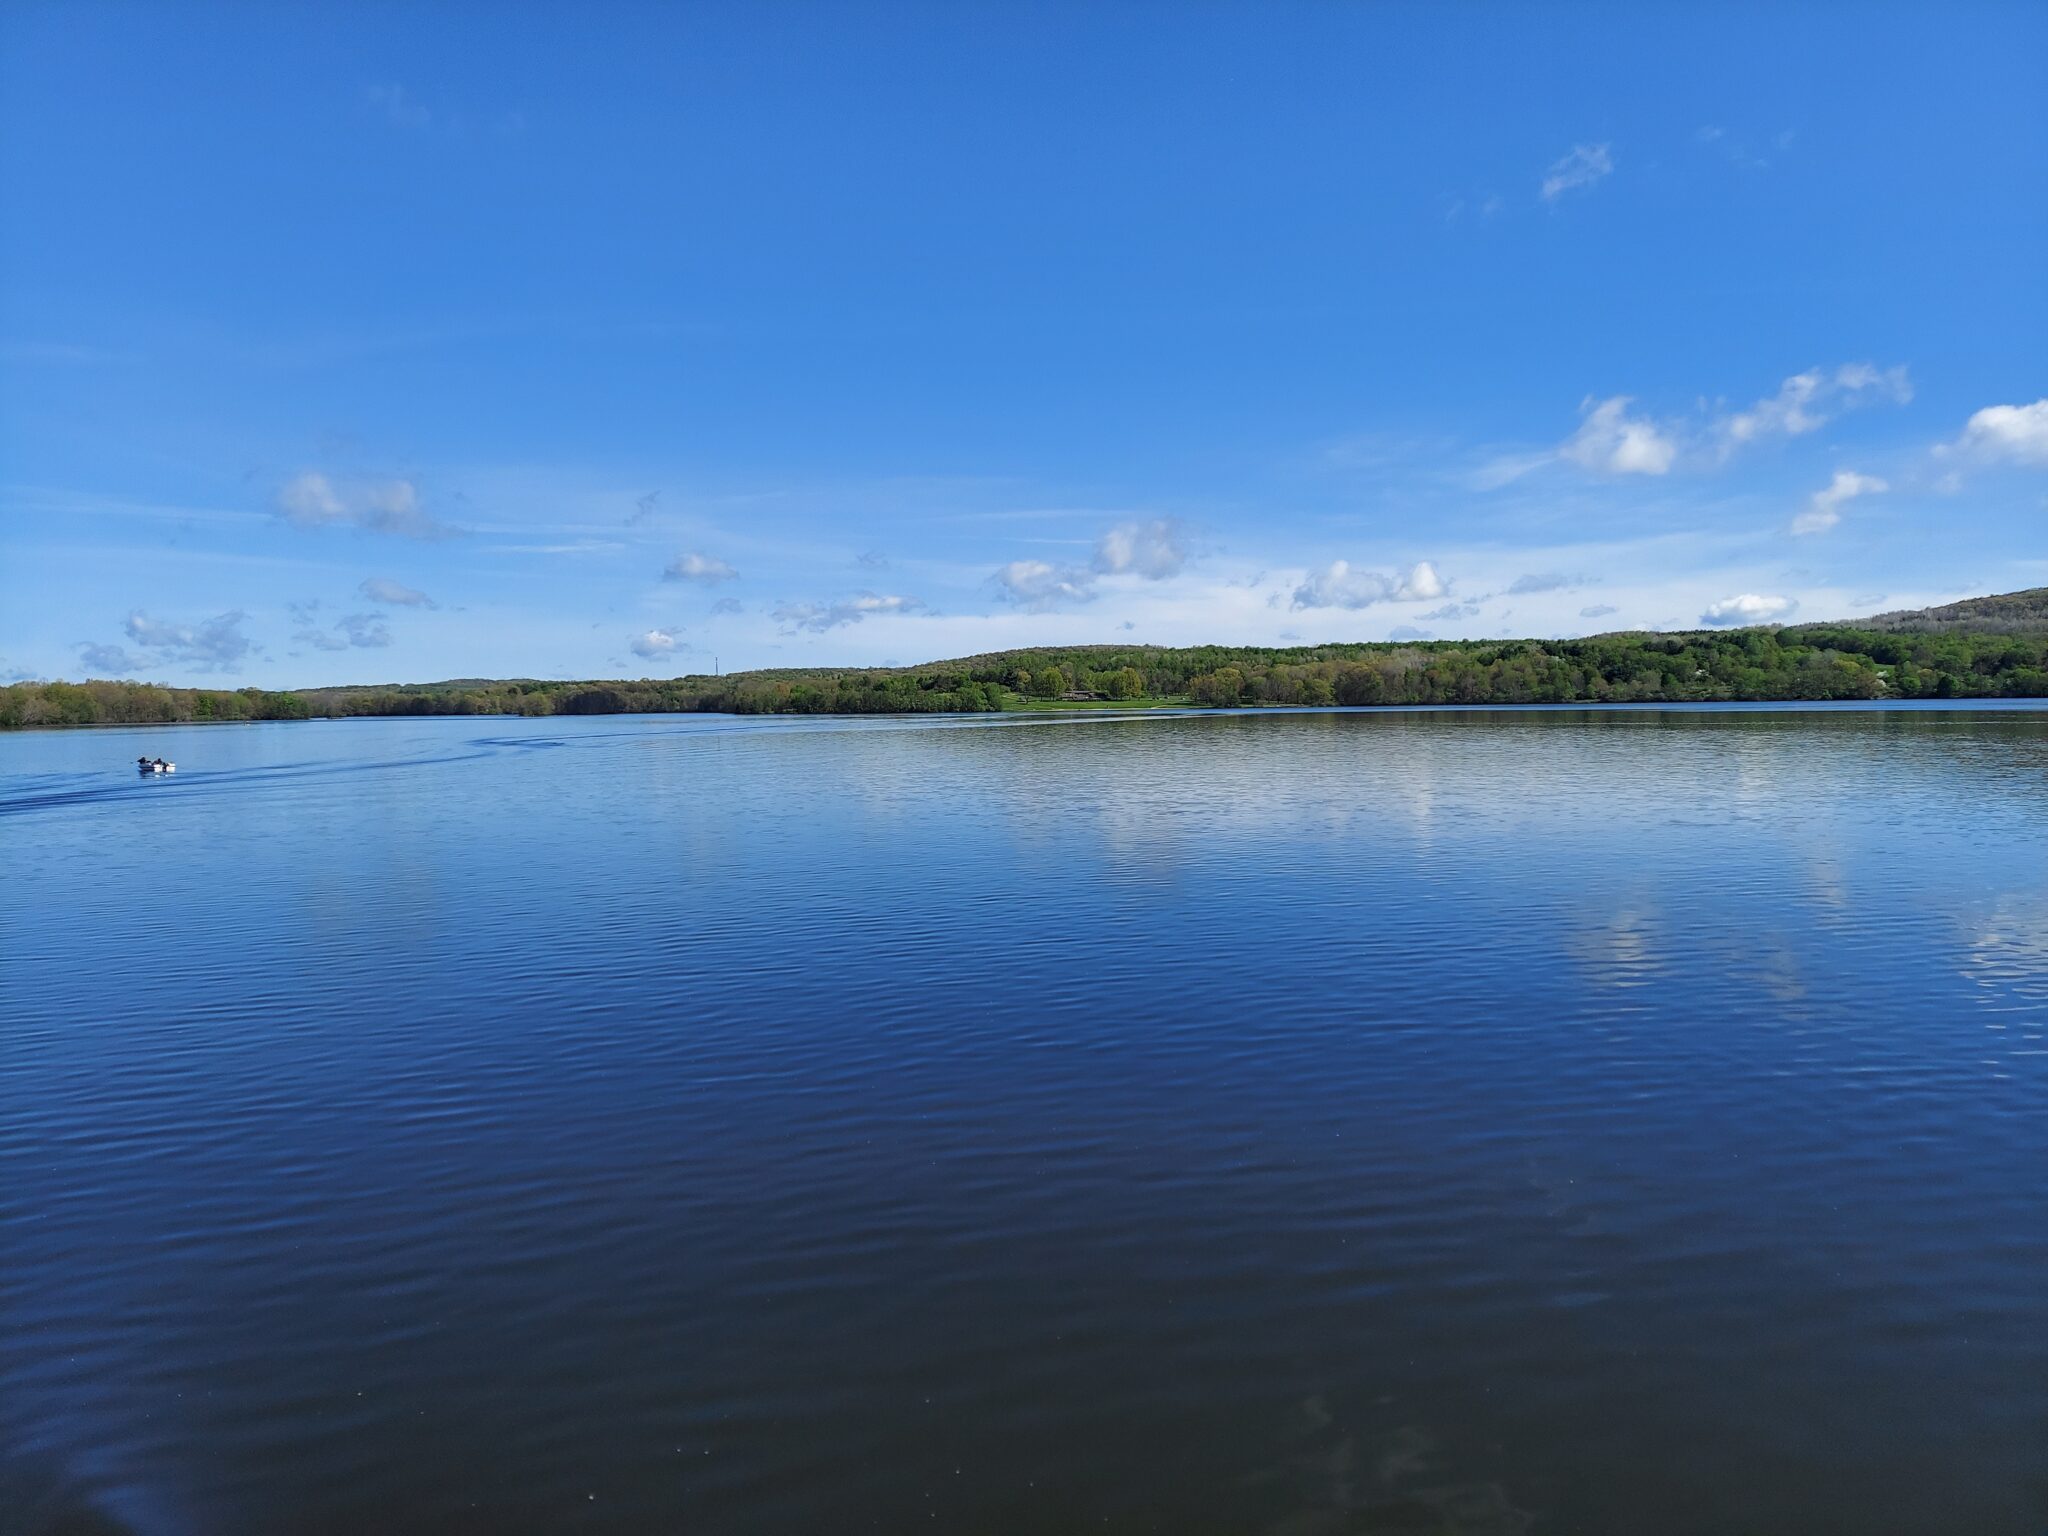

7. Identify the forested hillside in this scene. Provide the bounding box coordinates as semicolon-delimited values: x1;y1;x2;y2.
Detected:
6;597;2046;727
1851;586;2048;634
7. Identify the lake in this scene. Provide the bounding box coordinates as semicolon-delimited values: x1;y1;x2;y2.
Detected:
3;704;2045;1535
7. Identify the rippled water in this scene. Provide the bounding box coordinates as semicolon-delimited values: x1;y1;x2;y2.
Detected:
4;705;2046;1536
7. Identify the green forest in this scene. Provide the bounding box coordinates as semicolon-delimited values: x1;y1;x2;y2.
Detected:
6;591;2046;729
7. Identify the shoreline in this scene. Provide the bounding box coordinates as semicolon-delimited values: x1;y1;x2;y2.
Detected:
8;695;2048;735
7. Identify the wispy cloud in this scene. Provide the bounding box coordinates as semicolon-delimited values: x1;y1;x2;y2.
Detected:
365;83;523;137
275;472;459;539
1580;603;1619;619
1093;518;1188;579
77;642;142;675
772;593;925;632
664;551;739;583
994;559;1095;608
1792;469;1886;535
359;576;435;607
990;518;1192;609
1541;143;1613;201
1716;364;1911;453
1559;397;1678;476
110;609;256;671
1481;365;1912;488
366;84;433;129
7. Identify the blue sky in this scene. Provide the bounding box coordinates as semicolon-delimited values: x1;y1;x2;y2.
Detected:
3;0;2044;686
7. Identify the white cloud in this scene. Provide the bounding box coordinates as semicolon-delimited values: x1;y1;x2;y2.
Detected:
359;576;435;607
1700;593;1796;627
77;642;142;674
1291;559;1445;611
274;472;456;539
1493;364;1910;487
1717;364;1911;452
294;612;391;651
988;518;1191;610
994;559;1095;608
359;481;446;539
629;629;680;659
1506;571;1589;594
1580;604;1619;619
277;471;348;527
1559;397;1677;476
121;609;255;670
1791;469;1886;535
664;551;739;583
1945;399;2048;466
336;613;390;647
772;593;925;632
1093;518;1187;579
1541;143;1613;201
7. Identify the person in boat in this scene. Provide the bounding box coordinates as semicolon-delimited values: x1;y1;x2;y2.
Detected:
138;756;150;767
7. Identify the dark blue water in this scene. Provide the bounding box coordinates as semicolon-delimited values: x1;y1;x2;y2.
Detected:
4;706;2045;1536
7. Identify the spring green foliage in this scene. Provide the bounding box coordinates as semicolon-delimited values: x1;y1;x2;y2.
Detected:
5;591;2047;728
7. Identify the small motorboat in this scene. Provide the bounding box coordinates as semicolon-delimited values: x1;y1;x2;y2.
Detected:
136;756;175;775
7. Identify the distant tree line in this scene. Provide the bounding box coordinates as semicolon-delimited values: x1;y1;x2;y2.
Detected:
5;623;2046;729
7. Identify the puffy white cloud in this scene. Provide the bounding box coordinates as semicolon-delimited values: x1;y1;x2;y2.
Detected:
772;593;925;632
664;551;739;583
277;471;348;527
1946;399;2048;465
1559;397;1678;476
629;629;680;659
994;559;1095;608
123;609;255;669
1542;142;1613;201
358;576;435;607
1791;469;1886;535
274;472;455;539
1700;593;1796;627
991;519;1190;610
1291;559;1445;610
1093;519;1187;579
1718;364;1911;451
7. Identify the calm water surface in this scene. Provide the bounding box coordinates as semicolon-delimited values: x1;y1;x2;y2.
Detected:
3;706;2045;1535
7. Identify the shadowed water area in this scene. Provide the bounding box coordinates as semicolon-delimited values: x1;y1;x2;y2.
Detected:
3;705;2045;1536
